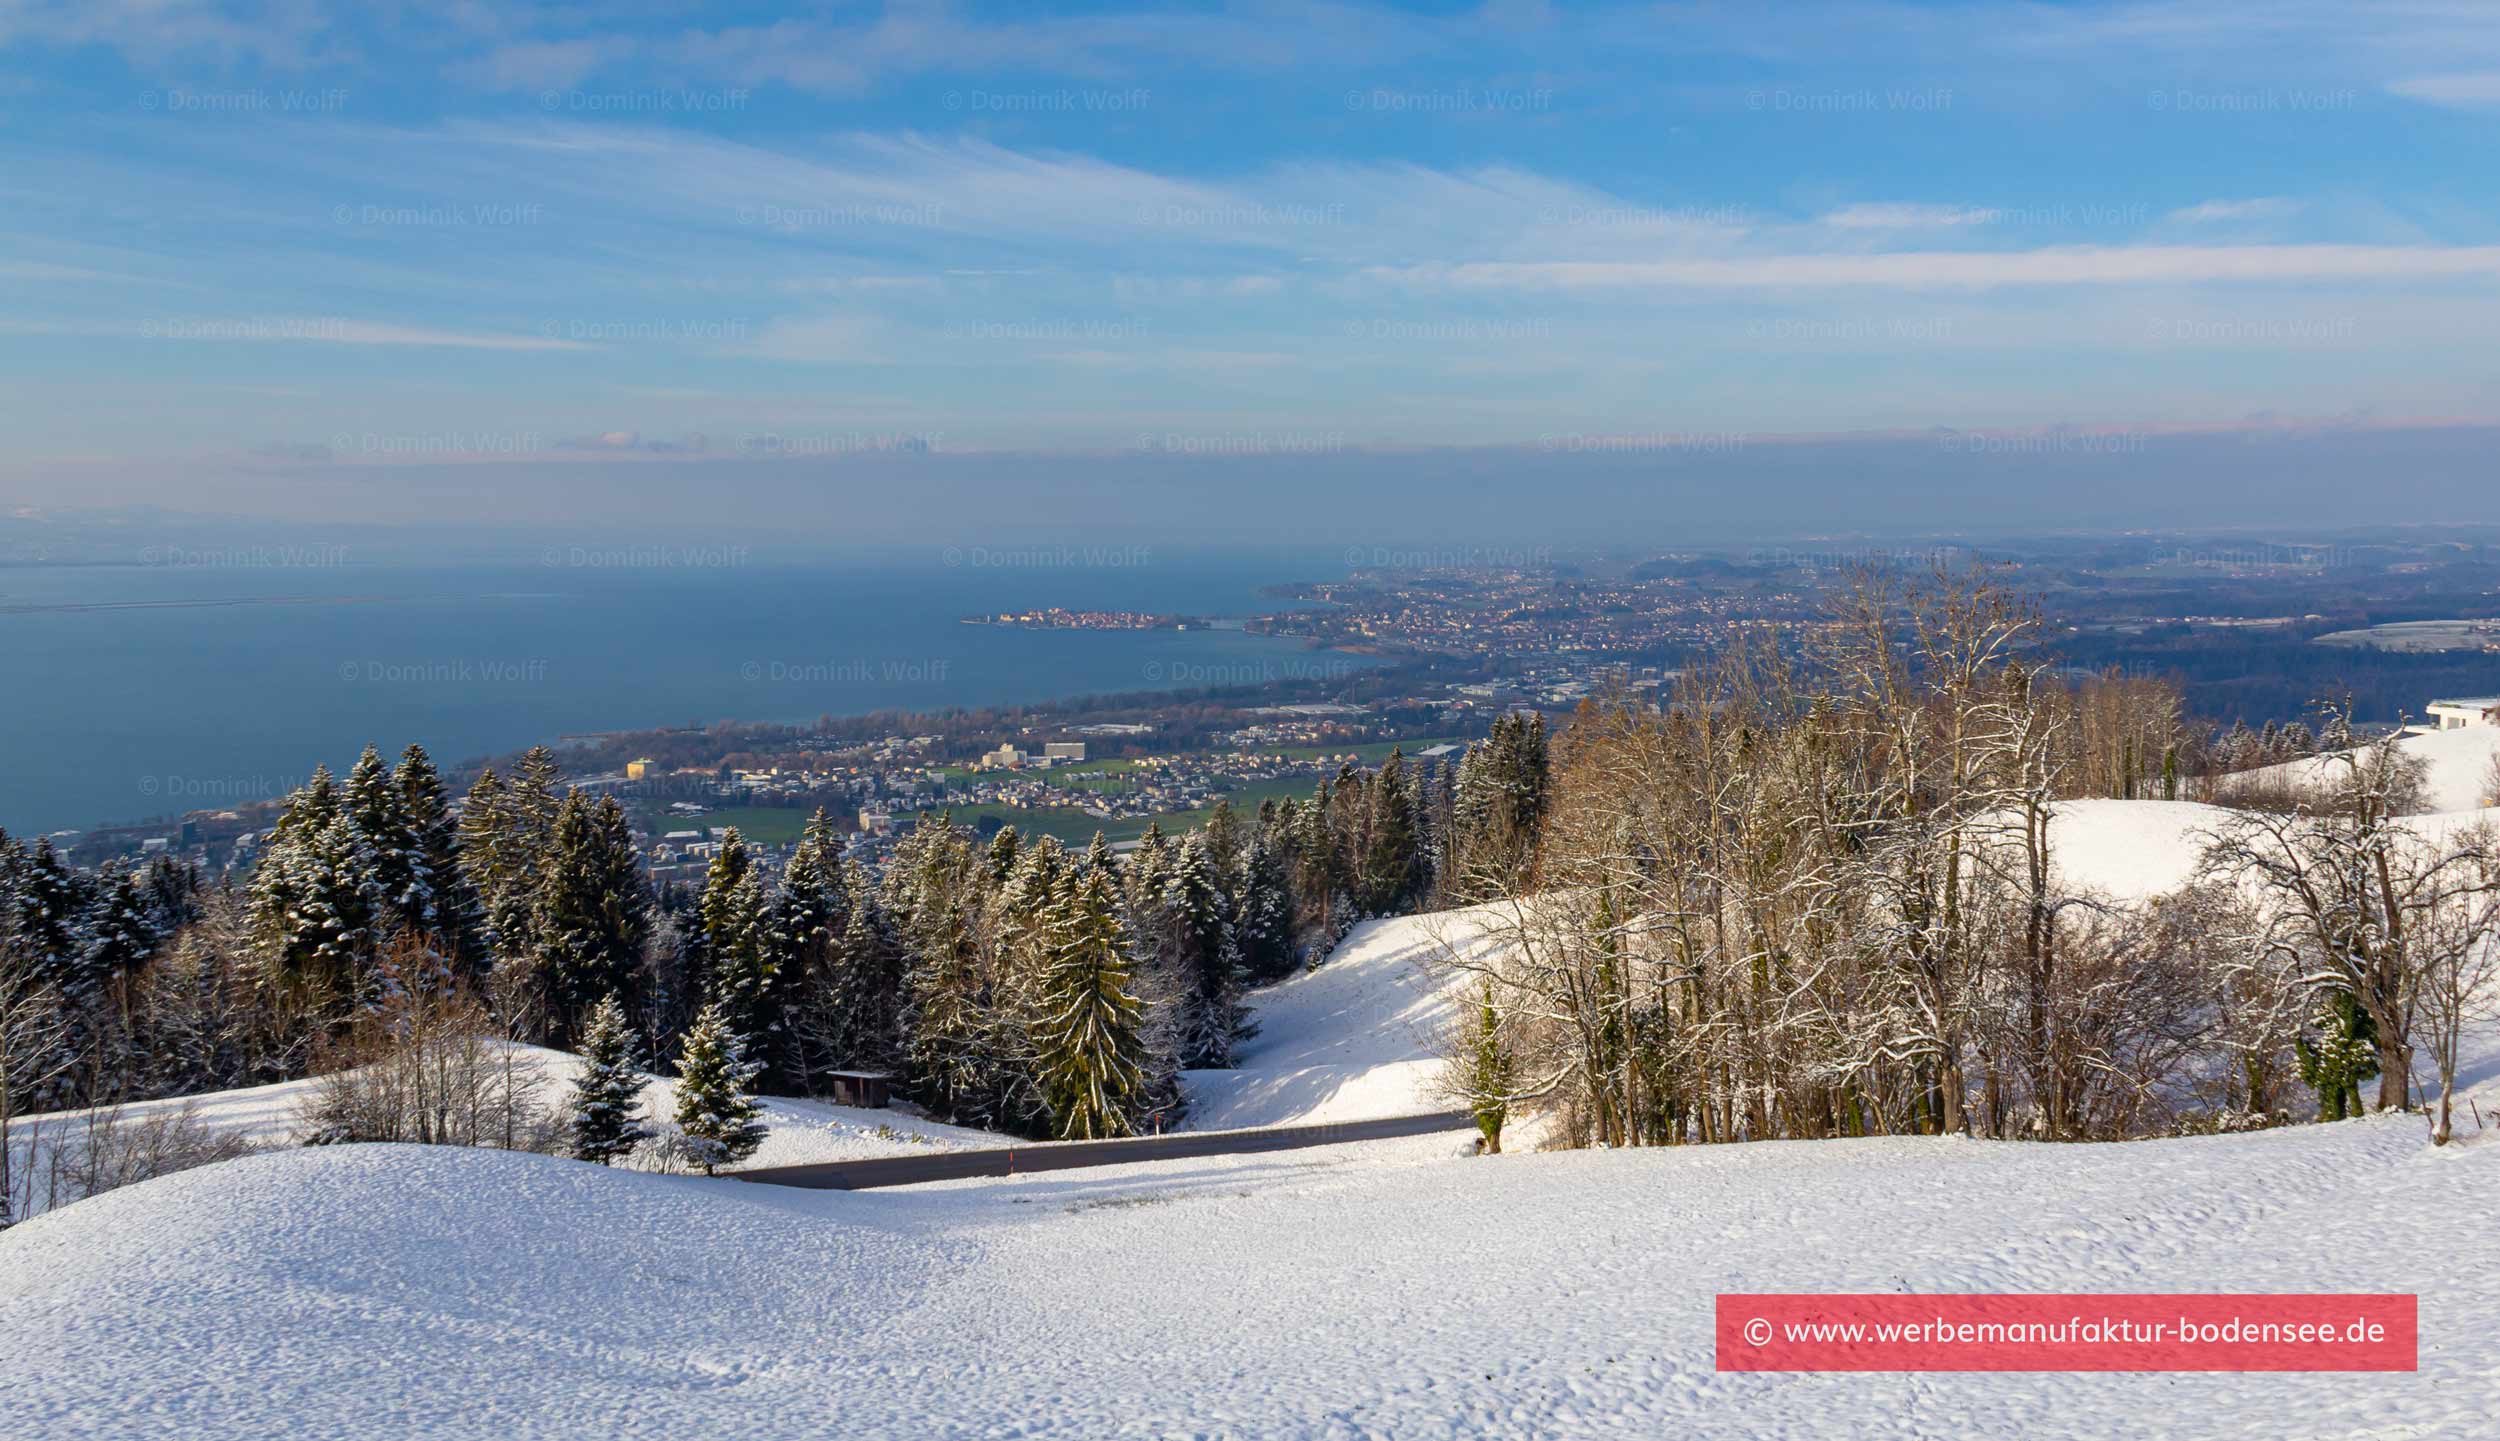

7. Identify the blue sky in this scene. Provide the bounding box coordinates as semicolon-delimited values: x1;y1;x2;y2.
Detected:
4;0;2500;521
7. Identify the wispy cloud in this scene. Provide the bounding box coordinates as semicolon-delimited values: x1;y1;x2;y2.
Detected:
1369;245;2500;292
1818;203;2000;230
2168;197;2300;223
2388;71;2500;107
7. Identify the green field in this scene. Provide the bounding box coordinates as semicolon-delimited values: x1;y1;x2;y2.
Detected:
1271;735;1474;764
639;737;1478;850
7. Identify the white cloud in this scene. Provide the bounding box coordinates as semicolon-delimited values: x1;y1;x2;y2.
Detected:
2168;197;2300;223
2389;71;2500;107
139;317;588;350
1818;203;2001;229
1368;245;2500;292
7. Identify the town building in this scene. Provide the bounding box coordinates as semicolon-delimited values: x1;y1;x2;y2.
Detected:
2426;696;2500;730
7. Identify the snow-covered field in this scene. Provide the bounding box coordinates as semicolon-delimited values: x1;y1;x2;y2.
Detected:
1182;904;1502;1129
2242;722;2500;815
3;1095;2494;1439
8;1044;999;1216
9;795;2500;1439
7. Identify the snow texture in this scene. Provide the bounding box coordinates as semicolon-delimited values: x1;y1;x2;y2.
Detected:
10;804;2500;1438
10;1044;1001;1218
2247;723;2500;815
4;1100;2496;1438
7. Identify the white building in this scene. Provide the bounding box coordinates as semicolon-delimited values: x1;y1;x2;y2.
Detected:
2426;696;2499;730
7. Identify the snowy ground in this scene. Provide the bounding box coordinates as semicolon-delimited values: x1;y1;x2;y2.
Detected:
4;1096;2495;1439
8;1045;1000;1220
1182;905;1504;1130
2241;723;2500;815
10;798;2500;1438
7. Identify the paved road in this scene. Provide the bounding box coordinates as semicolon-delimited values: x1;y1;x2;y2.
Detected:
728;1110;1476;1191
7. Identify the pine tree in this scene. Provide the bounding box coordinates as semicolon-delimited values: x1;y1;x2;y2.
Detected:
982;825;1021;884
700;831;779;1059
1360;748;1425;914
1033;868;1151;1140
395;744;481;968
568;993;653;1165
826;859;904;1069
535;794;652;1048
1163;833;1249;1069
251;771;381;1010
2295;990;2379;1122
10;838;78;986
765;811;848;1089
344;744;418;932
1232;833;1297;983
76;866;158;1010
671;1002;765;1175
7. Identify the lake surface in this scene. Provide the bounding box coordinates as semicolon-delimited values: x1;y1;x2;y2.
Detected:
0;546;1365;835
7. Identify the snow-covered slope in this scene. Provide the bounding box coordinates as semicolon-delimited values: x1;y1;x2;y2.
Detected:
5;1100;2497;1439
2042;797;2234;900
10;1044;1001;1219
1182;904;1508;1130
2243;723;2500;814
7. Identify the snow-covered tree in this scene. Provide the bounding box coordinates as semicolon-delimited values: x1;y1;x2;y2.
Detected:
671;1002;765;1175
1033;868;1151;1140
534;794;652;1048
568;993;652;1165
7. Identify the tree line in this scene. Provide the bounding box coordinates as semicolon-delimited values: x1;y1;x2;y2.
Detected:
1435;569;2500;1154
3;725;1532;1191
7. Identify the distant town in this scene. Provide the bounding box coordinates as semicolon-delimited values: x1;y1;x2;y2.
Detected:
39;528;2500;886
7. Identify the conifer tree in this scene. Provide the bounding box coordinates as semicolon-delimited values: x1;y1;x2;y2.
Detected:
1033;868;1151;1140
983;825;1021;884
534;794;652;1048
1361;748;1425;914
699;831;780;1061
1232;833;1297;984
671;1002;765;1174
394;744;480;967
1163;833;1249;1068
77;866;158;1012
826;859;904;1069
568;993;653;1165
764;811;848;1088
9;838;78;986
344;744;417;930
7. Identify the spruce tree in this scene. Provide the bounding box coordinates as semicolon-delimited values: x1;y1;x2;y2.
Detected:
765;812;848;1088
535;794;652;1048
827;859;904;1069
10;838;78;986
568;993;653;1165
1233;833;1297;984
700;832;780;1059
1361;748;1424;914
76;866;158;1010
395;744;480;968
1163;833;1249;1069
672;1001;766;1174
344;744;418;931
1033;868;1151;1140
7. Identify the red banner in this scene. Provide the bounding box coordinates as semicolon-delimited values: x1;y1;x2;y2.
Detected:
1716;1294;2417;1372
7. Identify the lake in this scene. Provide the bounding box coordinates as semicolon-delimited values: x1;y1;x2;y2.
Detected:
0;545;1366;836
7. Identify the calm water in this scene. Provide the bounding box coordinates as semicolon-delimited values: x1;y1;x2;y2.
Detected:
0;546;1366;835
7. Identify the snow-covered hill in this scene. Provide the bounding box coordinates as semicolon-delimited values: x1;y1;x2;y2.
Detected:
2241;723;2500;815
9;1044;1002;1220
1181;904;1507;1130
4;1097;2495;1439
13;796;2500;1438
